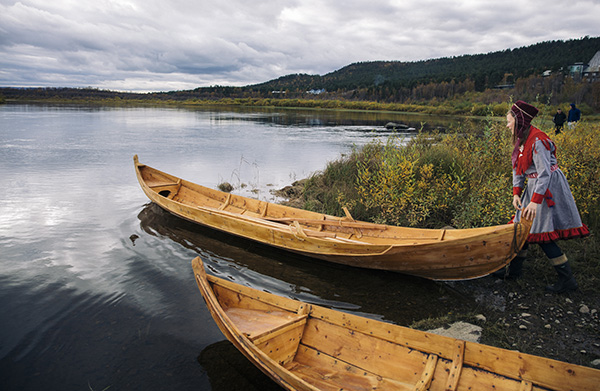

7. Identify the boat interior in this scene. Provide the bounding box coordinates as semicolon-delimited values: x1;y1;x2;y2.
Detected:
137;162;516;246
208;274;536;391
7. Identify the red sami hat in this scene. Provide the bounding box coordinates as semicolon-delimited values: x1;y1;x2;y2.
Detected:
511;100;539;139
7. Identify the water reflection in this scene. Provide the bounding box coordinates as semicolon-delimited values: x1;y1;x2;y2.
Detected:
199;340;284;391
196;105;467;132
0;283;213;391
138;203;469;325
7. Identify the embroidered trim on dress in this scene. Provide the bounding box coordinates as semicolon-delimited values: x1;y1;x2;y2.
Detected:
526;225;590;244
526;164;559;179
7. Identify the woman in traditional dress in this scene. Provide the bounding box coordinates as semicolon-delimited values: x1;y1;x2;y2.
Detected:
499;100;589;293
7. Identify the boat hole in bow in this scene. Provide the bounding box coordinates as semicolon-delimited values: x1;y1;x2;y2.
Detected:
159;190;171;197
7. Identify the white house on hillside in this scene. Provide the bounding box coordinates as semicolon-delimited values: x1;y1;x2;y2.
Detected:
583;50;600;83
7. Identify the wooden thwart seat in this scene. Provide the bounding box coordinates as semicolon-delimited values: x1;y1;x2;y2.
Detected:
150;179;182;199
225;307;308;367
224;307;307;342
148;181;179;188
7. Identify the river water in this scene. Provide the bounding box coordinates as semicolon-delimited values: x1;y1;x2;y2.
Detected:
0;104;473;390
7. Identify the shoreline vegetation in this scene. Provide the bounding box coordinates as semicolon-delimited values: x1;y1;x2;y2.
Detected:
2;95;600;120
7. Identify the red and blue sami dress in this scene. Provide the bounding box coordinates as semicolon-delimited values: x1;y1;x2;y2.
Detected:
512;127;589;243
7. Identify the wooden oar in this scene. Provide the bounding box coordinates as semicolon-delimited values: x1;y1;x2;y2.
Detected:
265;217;388;230
195;204;368;243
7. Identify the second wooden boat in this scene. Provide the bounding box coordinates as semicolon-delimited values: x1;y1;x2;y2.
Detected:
135;155;531;280
192;256;600;391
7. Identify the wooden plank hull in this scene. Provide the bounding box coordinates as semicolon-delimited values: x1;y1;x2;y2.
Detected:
192;257;600;391
135;155;531;280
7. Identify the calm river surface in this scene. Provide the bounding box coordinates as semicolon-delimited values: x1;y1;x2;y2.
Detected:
0;104;474;390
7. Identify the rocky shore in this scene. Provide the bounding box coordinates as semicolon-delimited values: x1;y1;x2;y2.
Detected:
271;179;308;208
448;273;600;369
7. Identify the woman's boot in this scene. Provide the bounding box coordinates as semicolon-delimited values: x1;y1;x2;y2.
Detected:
546;259;578;293
492;251;525;279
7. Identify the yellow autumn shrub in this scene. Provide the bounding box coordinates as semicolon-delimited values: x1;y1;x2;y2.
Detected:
552;122;600;227
353;118;600;229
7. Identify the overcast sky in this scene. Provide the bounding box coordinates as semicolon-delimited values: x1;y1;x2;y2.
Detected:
1;0;598;92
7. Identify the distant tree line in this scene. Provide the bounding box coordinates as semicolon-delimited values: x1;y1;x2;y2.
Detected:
253;37;599;91
1;36;599;111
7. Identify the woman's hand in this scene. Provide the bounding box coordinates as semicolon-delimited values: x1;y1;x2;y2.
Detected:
512;195;522;210
522;201;539;220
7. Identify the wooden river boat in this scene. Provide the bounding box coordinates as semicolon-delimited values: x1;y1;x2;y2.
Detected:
192;257;600;391
135;155;531;280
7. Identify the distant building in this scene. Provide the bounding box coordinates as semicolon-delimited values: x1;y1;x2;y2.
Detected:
583;50;600;83
307;89;326;95
569;62;587;82
568;50;600;83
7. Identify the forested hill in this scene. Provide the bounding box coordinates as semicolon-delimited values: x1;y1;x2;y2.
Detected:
250;36;600;92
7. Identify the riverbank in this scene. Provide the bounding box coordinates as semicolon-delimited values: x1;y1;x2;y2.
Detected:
3;94;600;121
449;267;600;368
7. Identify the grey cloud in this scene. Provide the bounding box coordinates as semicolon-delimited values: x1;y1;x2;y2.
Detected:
0;0;598;92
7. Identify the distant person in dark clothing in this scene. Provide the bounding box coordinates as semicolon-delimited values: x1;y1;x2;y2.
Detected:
567;103;581;129
552;107;566;134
